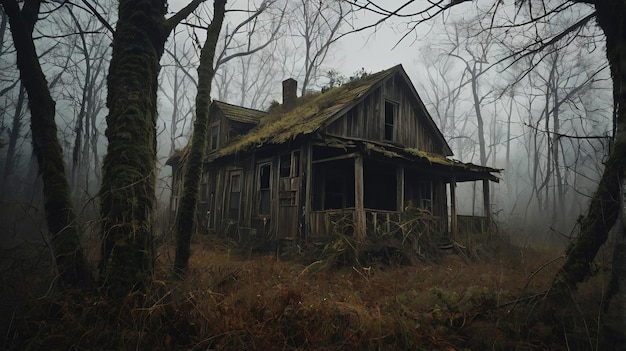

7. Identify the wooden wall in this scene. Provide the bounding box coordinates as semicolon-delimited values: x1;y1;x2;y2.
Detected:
325;72;445;154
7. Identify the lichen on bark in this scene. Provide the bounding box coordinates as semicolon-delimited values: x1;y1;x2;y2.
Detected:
100;0;206;296
551;0;626;293
100;1;164;295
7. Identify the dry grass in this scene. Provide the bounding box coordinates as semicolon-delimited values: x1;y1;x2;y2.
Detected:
4;234;607;350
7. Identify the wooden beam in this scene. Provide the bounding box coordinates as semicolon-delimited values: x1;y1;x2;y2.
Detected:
450;177;458;242
311;152;359;164
482;179;491;223
304;143;313;241
397;166;404;212
354;155;366;241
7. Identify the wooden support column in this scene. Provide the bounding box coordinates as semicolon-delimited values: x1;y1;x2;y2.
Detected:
304;144;313;241
450;177;458;242
354;155;366;241
483;179;490;221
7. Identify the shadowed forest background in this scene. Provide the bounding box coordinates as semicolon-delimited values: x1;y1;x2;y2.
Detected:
1;0;625;350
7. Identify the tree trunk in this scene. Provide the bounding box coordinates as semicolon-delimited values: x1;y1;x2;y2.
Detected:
600;240;626;349
1;0;91;288
174;0;226;277
596;0;626;346
100;0;204;296
100;0;167;295
551;0;626;292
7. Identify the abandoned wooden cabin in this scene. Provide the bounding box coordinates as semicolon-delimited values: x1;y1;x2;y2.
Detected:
167;64;500;248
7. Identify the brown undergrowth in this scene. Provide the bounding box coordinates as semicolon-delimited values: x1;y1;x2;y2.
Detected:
4;234;607;350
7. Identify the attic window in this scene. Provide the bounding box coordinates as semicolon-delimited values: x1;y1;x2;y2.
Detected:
209;124;220;151
384;100;396;141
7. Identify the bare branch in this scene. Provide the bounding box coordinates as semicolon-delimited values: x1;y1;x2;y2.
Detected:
165;0;206;34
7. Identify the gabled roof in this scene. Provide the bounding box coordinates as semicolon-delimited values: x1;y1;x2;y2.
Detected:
215;65;453;158
212;100;266;124
217;64;451;157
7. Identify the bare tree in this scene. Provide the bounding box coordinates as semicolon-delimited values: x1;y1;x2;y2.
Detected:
290;0;352;94
174;0;286;276
351;0;624;345
0;0;91;288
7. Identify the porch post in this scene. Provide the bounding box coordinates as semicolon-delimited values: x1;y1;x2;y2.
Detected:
450;176;458;241
354;155;366;241
304;144;312;241
483;179;490;221
397;166;404;212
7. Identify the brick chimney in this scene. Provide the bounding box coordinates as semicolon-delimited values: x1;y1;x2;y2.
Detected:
282;78;297;111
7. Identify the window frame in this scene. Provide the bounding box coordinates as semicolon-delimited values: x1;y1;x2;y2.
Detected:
257;162;272;216
209;123;220;151
228;170;242;221
384;100;397;142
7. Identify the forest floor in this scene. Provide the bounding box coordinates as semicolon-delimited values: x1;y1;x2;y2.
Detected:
4;233;610;350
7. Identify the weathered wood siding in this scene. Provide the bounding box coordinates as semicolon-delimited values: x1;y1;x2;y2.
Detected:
325;72;445;154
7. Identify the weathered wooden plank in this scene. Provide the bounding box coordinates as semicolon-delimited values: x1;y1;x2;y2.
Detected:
311;152;359;164
354;155;366;241
450;177;458;241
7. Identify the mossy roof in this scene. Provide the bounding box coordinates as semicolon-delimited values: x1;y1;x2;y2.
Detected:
362;142;501;182
216;66;396;157
213;100;267;124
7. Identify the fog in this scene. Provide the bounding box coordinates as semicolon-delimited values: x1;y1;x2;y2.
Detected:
0;0;611;249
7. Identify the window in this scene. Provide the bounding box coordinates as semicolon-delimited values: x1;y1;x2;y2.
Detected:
280;151;300;178
384;100;396;141
280;154;291;178
258;163;271;215
228;171;242;220
209;124;219;151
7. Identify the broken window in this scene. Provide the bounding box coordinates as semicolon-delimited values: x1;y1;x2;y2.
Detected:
279;151;300;207
280;154;291;178
258;163;271;215
384;100;396;141
280;151;300;178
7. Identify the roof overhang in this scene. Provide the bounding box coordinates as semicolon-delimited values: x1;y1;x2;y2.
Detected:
316;135;501;183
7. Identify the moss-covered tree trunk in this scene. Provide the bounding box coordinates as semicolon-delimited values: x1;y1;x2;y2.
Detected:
1;0;91;288
174;0;227;277
551;0;626;293
595;0;626;346
100;0;204;296
600;240;626;349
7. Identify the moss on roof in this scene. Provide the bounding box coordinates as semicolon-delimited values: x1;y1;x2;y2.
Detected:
362;142;501;182
217;66;395;157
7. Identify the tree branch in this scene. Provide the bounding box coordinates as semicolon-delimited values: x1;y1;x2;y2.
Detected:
78;0;114;35
165;0;207;34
